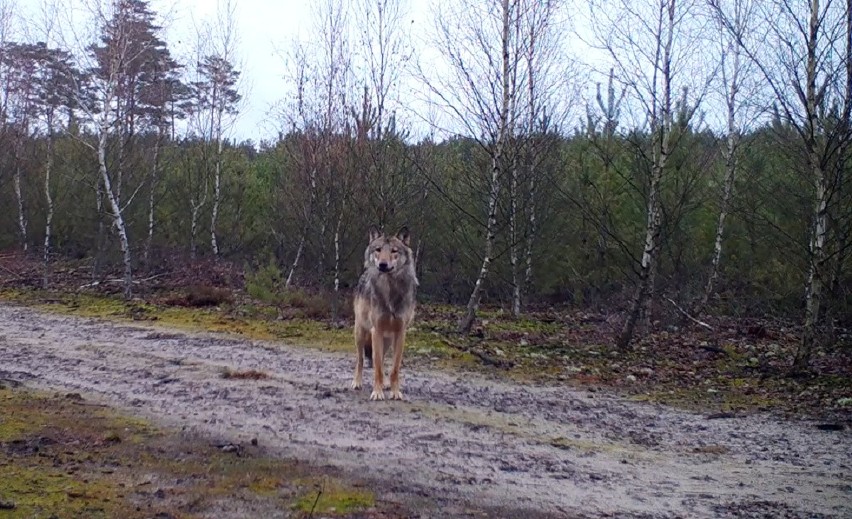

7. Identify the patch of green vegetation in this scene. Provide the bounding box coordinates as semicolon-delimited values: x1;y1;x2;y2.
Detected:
295;481;373;516
486;317;561;334
407;331;457;358
0;465;122;518
0;394;48;442
0;388;142;518
642;384;782;413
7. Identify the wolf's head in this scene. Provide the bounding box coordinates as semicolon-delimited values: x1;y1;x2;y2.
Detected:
364;226;413;274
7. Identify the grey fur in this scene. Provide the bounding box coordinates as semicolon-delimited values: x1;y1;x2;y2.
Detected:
356;235;417;320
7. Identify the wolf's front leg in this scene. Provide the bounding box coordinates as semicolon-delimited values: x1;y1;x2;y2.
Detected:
352;327;371;390
369;326;385;400
389;328;407;400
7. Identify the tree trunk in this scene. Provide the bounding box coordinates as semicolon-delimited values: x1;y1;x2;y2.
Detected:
94;176;106;280
696;21;742;318
190;201;201;259
286;234;305;288
458;171;501;333
510;159;521;317
211;125;224;257
794;164;828;372
620;160;664;349
697;120;738;316
98;127;133;299
14;135;27;252
617;0;674;348
43;127;55;288
640;254;658;333
14;162;27;252
332;205;344;321
523;177;536;297
458;0;512;334
145;125;164;264
793;0;831;373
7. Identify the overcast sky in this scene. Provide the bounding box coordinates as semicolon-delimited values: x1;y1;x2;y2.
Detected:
8;0;631;144
8;0;434;143
148;0;433;144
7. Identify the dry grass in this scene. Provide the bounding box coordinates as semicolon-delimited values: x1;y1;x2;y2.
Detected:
219;368;270;380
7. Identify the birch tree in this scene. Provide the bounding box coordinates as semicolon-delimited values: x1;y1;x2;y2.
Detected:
140;37;184;263
279;0;353;294
695;0;760;317
194;0;241;258
279;41;320;287
713;0;852;371
588;0;711;347
31;42;76;286
316;0;353;310
424;0;522;333
76;0;172;297
511;0;566;316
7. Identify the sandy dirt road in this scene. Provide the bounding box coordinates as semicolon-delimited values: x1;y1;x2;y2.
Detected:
0;302;849;518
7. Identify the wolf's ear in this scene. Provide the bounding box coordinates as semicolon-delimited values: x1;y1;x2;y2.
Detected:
369;225;382;242
396;226;410;246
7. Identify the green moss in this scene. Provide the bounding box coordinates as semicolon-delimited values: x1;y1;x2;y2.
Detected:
246;476;283;496
642;385;781;413
0;394;47;441
0;465;123;518
295;482;373;515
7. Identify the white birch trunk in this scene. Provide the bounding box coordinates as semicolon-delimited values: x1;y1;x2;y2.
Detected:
459;0;512;334
697;7;745;318
523;179;536;294
333;205;344;320
14;159;27;252
145;125;163;263
796;167;828;371
285;234;305;288
698;82;739;315
210;118;223;257
190;197;204;259
510;161;521;317
794;0;831;371
43;127;55;288
618;0;674;348
97;123;133;299
94;175;106;280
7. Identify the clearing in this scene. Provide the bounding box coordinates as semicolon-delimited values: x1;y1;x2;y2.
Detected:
0;302;849;518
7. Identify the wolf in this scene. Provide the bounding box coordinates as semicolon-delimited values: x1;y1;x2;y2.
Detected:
350;225;417;401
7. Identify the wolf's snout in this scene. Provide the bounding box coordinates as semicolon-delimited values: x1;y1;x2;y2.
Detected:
378;262;391;272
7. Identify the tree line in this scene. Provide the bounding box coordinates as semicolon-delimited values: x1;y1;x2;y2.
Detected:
0;0;849;372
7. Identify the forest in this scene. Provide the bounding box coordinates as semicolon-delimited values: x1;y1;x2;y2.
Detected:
0;0;850;375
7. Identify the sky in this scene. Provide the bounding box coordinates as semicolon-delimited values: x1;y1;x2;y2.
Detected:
9;0;435;143
147;0;435;144
8;0;645;144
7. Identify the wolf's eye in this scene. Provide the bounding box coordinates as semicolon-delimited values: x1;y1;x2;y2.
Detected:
391;248;398;254
374;247;382;252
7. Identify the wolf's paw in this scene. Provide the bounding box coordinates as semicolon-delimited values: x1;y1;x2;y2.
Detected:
369;389;385;401
350;379;362;390
390;389;404;400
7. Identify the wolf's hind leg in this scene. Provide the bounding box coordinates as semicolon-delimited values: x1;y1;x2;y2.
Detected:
382;336;392;389
364;336;373;369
